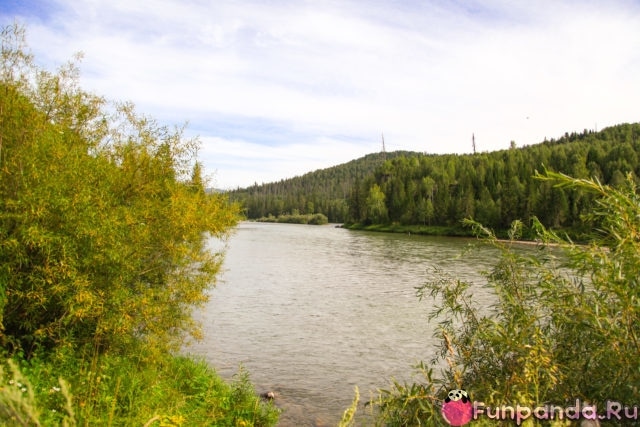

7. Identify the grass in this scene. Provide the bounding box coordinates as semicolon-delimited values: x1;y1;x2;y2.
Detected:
0;348;280;427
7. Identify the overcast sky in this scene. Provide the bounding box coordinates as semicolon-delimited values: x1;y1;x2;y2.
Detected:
2;1;640;189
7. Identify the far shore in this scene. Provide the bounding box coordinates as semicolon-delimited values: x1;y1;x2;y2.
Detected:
341;222;590;247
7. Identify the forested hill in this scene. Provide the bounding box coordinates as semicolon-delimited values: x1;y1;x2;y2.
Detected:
230;123;640;233
229;150;421;221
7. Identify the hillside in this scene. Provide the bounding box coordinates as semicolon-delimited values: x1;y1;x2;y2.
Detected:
229;150;421;222
231;123;640;235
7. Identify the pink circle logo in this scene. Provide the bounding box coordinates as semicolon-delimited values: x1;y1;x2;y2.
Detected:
441;389;473;426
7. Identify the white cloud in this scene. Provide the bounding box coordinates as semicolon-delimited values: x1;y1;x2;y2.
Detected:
2;0;640;187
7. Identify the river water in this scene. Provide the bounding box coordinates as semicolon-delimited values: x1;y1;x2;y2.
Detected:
187;222;503;426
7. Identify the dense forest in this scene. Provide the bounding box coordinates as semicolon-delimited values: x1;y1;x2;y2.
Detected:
231;123;640;236
229;150;421;221
359;172;640;425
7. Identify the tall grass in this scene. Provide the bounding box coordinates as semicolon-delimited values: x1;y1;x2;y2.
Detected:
0;349;279;426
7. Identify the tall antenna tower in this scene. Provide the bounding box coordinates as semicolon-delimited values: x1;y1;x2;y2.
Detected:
381;132;386;160
472;133;476;154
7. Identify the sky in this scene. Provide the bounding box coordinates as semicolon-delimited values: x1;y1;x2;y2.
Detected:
1;0;640;189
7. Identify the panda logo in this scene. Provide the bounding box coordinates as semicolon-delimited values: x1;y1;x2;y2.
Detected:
445;388;470;404
441;388;473;426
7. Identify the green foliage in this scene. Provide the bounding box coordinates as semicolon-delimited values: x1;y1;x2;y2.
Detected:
368;171;640;425
350;128;640;234
256;212;328;225
0;351;279;426
0;22;240;357
233;121;640;238
337;386;359;427
373;365;441;426
0;357;78;427
0;23;276;426
343;223;466;236
0;359;45;426
365;184;388;224
230;151;421;222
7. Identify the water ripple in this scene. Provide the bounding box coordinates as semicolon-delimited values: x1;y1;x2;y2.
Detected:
189;222;502;426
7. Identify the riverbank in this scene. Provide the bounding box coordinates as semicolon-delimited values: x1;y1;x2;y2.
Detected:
341;222;590;243
0;348;280;426
342;222;471;236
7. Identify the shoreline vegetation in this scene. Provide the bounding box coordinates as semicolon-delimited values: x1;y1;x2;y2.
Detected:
255;212;329;225
340;172;640;425
0;25;279;426
341;221;586;245
342;222;471;237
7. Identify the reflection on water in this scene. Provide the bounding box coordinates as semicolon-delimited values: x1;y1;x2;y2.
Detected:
187;222;501;426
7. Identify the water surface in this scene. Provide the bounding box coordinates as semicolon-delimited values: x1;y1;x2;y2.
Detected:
188;222;501;426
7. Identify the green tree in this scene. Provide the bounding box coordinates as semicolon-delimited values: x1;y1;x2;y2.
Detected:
371;171;640;425
366;184;388;224
0;24;281;427
0;24;241;357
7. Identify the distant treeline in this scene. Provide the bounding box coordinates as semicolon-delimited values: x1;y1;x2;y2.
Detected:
230;151;415;222
230;123;640;236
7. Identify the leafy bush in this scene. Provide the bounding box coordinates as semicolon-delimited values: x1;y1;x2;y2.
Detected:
1;24;241;357
308;213;329;225
256;212;329;224
0;24;277;426
369;171;640;425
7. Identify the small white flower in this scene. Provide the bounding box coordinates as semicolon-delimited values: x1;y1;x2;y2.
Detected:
21;387;27;393
8;380;14;385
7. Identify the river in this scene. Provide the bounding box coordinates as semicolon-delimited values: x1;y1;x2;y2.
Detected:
187;222;503;426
